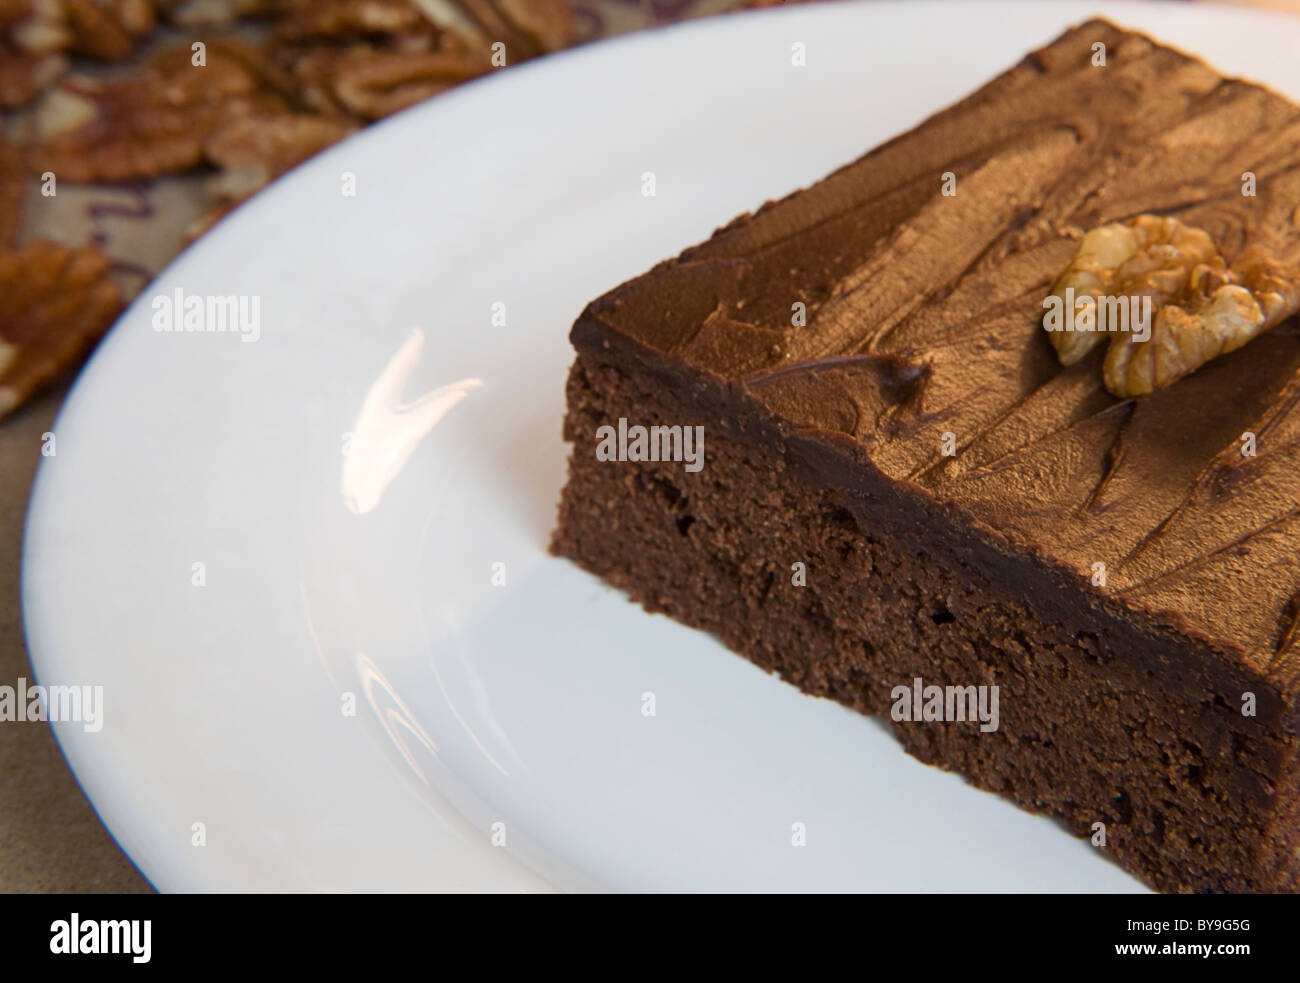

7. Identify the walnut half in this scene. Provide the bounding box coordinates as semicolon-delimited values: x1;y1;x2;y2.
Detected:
1043;215;1299;397
0;240;123;418
1043;215;1223;367
1104;248;1300;396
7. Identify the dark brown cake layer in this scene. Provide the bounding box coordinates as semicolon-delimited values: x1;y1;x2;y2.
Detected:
553;345;1300;893
551;19;1300;891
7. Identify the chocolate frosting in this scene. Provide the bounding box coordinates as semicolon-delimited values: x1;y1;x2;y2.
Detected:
576;20;1300;687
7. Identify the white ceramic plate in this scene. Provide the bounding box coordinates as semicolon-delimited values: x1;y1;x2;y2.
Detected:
24;0;1298;892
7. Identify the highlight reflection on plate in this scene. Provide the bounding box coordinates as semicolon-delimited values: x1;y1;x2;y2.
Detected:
342;330;482;516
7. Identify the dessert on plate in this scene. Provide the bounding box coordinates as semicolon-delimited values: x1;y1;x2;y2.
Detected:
552;18;1300;893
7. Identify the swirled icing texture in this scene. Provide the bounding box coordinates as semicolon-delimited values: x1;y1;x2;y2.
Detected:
576;20;1300;686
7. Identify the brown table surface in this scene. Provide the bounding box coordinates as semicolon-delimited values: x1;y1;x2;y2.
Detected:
1;384;151;891
2;0;1296;895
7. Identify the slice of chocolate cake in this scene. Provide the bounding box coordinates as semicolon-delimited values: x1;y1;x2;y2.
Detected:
550;18;1300;893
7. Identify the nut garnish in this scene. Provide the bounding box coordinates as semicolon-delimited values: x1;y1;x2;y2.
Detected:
1104;248;1300;396
0;239;123;418
1044;215;1223;366
1044;214;1299;397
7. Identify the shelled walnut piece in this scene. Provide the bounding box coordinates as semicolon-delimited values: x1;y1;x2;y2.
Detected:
5;0;154;62
271;0;438;46
410;0;573;60
161;0;292;27
0;41;66;107
203;111;359;196
1;0;69;108
186;110;358;238
331;47;489;118
59;0;156;61
266;0;497;120
1105;247;1300;397
1044;215;1225;367
25;41;290;182
0;240;123;419
1044;214;1300;397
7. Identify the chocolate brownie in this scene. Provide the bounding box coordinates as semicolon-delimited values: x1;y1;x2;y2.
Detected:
551;19;1300;892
